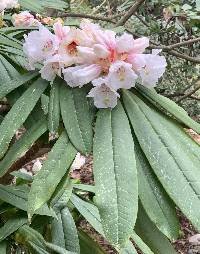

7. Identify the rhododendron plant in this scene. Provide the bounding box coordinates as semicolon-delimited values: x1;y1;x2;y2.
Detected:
23;20;167;108
1;1;200;254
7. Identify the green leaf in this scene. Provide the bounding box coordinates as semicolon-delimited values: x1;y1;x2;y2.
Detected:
60;84;93;155
136;85;200;134
93;102;138;247
0;213;27;242
48;82;60;134
19;0;69;13
29;242;49;254
0;54;19;82
41;94;49;115
50;176;72;209
52;207;80;253
123;90;200;232
28;132;77;217
0;184;55;217
131;232;154;254
134;133;179;240
120;241;137;254
0;241;7;254
15;225;46;249
73;184;95;193
45;242;76;254
197;0;200;10
70;194;104;236
135;203;177;254
0;78;48;159
0;72;38;99
0;34;22;49
0;203;13;215
11;171;33;182
0;117;47;177
79;230;106;254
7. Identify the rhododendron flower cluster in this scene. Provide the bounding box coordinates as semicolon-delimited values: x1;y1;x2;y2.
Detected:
0;0;18;12
23;20;167;108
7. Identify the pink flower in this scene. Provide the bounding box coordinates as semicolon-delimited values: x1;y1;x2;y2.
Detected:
53;21;70;41
12;11;40;27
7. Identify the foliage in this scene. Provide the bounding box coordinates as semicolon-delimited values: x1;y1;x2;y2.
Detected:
0;1;200;254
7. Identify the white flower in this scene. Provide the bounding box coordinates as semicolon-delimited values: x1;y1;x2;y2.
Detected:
39;54;65;82
63;64;101;87
87;78;120;108
0;2;7;12
5;0;18;8
138;53;167;87
0;0;18;12
116;33;135;53
23;25;59;69
107;61;138;90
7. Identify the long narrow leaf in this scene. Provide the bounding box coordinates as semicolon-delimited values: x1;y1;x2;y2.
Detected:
52;207;80;253
93;102;137;247
0;78;48;159
60;84;93;155
135;203;177;254
48;82;60;134
134;133;180;240
28;132;77;217
123;90;200;232
0;117;47;177
136;85;200;134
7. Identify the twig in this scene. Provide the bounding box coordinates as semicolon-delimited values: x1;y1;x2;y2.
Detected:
148;44;200;64
177;82;200;102
190;95;200;101
166;37;200;49
116;0;146;26
91;0;107;15
59;12;117;23
134;13;150;27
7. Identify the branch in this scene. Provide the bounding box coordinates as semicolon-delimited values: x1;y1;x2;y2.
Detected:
148;44;200;64
134;14;150;27
190;95;200;101
116;0;146;26
59;12;118;23
177;81;200;102
166;37;200;49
